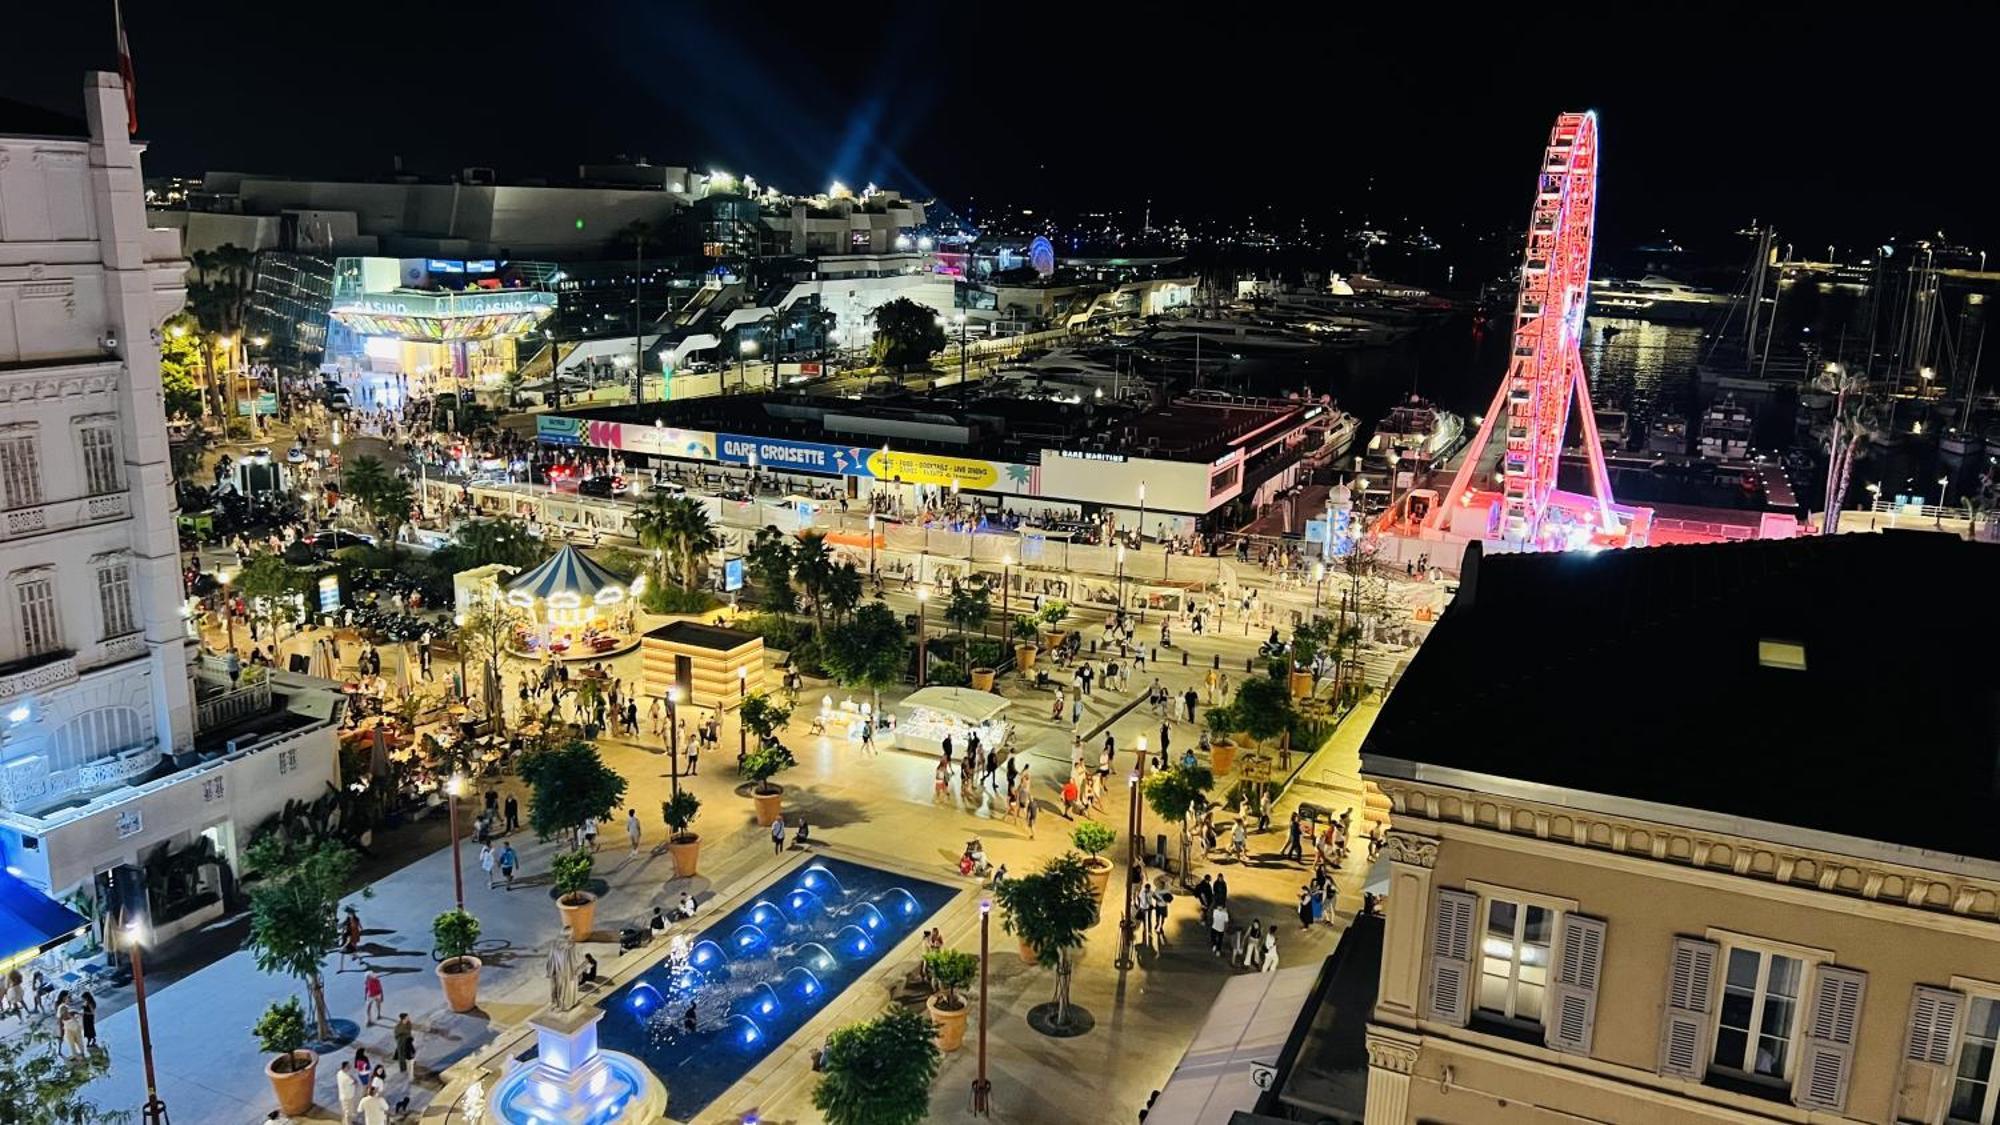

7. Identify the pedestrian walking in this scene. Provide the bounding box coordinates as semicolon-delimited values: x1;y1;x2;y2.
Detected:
1262;927;1279;973
1061;777;1079;818
1184;687;1199;723
499;842;518;888
503;794;520;833
1024;792;1038;838
1297;886;1315;931
358;1083;389;1125
391;1013;417;1075
771;816;787;854
625;808;643;855
479;843;496;888
340;905;364;970
1209;903;1230;955
363;968;385;1024
80;991;96;1049
1284;813;1304;861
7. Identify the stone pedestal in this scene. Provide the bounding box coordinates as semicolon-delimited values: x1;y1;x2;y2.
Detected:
487;1007;667;1125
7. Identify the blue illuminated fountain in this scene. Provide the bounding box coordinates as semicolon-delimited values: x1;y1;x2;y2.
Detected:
591;857;955;1121
485;1008;668;1124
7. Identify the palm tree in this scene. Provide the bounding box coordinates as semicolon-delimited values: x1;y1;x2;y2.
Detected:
665;496;719;589
632;492;677;590
341;455;392;517
793;532;836;632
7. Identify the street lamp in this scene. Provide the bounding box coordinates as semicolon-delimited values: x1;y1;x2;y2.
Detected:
738;338;758;392
665;685;681;800
1314;561;1326;610
1136;481;1147;548
916;587;930;687
124;918;169;1125
867;512;878;578
454;613;468;702
1115;768;1140;970
971;896;993;1115
1936;475;1950;526
999;554;1011;643
445;774;466;912
218;570;236;654
1115;544;1126;618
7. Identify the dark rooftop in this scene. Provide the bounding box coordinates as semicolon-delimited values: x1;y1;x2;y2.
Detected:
646;620;758;652
1362;531;2000;863
0;97;86;141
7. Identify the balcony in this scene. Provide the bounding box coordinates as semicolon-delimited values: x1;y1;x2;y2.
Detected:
0;491;129;542
0;652;78;703
194;657;272;734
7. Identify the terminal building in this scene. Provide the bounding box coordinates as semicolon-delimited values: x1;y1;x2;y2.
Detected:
0;77;345;939
1232;531;2000;1125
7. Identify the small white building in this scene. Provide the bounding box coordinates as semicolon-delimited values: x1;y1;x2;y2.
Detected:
0;74;344;928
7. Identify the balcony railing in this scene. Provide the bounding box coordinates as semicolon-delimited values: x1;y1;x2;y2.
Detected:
0;654;78;703
0;491;129;541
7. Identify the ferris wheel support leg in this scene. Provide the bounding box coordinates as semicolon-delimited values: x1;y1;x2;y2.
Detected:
1567;356;1620;532
1426;370;1514;532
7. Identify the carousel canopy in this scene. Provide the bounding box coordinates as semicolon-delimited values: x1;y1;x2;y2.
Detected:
506;544;630;602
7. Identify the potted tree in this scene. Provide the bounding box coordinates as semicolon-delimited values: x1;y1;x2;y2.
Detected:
1204;703;1240;775
1071;820;1117;901
1143;764;1214;882
819;602;908;722
1011;614;1039;673
552;849;597;939
1039;600;1071;650
433;908;482;1012
811;1005;941;1125
520;736;627;843
995;853;1099;1031
244;838;359;1044
661;790;703;877
1289;619;1335;699
742;742;798;826
254;996;316;1116
921;947;979;1051
1231;667;1296;770
945;582;994;690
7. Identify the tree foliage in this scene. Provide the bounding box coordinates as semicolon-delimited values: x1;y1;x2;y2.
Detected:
0;1026;129;1123
661;790;702;841
1071;819;1116;859
945;581;990;644
818;601;907;707
433;908;481;964
1232;667;1296;743
244;841;358;1041
748;527;798;613
551;848;595;902
738;691;793;745
519;740;628;841
742;741;798;794
868;297;947;369
811;1004;941;1125
922;948;979;1010
994;852;1099;1025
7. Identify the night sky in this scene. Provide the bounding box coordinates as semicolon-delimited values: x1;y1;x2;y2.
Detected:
9;3;1998;255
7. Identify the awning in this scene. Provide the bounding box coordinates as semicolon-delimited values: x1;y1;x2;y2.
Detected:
1144;964;1321;1125
505;544;630;602
895;687;1011;724
0;873;88;966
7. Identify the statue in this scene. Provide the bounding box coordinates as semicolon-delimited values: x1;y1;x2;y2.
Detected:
547;934;579;1012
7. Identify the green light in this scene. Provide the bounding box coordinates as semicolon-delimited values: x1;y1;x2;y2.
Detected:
575;218;585;230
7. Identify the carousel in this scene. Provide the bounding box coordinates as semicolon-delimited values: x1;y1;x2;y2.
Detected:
504;544;642;661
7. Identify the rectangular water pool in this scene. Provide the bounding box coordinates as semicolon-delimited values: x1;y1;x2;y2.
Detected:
594;856;958;1120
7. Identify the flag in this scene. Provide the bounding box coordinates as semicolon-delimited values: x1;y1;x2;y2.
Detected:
114;0;137;135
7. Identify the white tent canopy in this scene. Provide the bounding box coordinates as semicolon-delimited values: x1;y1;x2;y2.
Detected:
895;687;1010;724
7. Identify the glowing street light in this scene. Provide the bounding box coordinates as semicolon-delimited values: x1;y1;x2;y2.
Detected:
445;774;466;911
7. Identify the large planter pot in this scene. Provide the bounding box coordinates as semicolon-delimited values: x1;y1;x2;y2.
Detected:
1017;936;1039;965
1210;740;1238;775
265;1050;318;1117
1082;856;1113;901
556;892;597;940
1042;629;1069;650
1015;644;1036;673
927;994;970;1052
752;788;784;826
437;955;482;1013
970;667;997;692
1288;670;1314;699
669;834;702;878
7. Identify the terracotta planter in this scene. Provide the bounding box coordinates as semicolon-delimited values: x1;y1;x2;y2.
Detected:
1015;644;1036;673
927;994;970;1052
1083;856;1112;901
1288;670;1314;699
669;835;701;878
265;1050;318;1117
1210;740;1237;775
752;788;784;826
556;892;597;940
1042;629;1069;650
1017;936;1040;964
970;667;996;692
437;955;482;1013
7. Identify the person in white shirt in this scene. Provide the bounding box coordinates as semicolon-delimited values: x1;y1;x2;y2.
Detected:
335;1061;360;1123
358;1084;389;1125
676;892;698;919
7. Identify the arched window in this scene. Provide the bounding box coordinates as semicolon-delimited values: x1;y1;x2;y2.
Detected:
51;707;143;773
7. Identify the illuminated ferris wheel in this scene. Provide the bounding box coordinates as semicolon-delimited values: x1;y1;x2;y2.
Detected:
1431;111;1618;547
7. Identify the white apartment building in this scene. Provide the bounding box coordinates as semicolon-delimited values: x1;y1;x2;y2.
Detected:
0;74;341;934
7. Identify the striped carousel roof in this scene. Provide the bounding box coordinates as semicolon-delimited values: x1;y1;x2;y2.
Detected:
505;544;630;601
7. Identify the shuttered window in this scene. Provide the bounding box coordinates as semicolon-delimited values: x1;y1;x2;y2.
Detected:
78;424;121;496
1547;914;1606;1054
97;562;134;639
1794;965;1866;1112
1715;945;1805;1084
1424;888;1477;1026
1952;996;2000;1124
1658;936;1718;1079
0;432;42;510
1477;896;1554;1026
14;574;60;658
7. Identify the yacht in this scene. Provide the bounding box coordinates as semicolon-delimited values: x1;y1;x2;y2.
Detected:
1301;405;1362;467
1364;396;1465;473
1142;317;1321;354
1697;395;1753;461
1645;417;1689;456
1589;275;1732;325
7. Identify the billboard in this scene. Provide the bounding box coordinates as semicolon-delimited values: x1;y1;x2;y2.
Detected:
716;435;874;476
537;415;585;446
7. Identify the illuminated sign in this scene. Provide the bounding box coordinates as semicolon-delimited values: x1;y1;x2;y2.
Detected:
318;575;342;614
1055;450;1126;463
537;416;585;446
465;259;497;273
717;436;873;476
582;421;715;460
724;558;744;592
867;449;1002;489
427;259;464;273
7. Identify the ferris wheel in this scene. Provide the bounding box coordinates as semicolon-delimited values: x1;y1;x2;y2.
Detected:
1431;111;1618;546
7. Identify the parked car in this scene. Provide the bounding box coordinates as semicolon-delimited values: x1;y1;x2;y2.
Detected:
577;476;616;498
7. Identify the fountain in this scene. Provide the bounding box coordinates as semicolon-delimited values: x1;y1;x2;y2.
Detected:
798;864;847;895
784;887;824;918
486;1008;668;1124
728;923;770;955
747;899;788;930
689;939;727;971
855;903;890;935
725;1014;764;1047
881;887;922;918
625;982;665;1018
796;941;839;972
782;965;825;1001
831;923;874;957
746;982;784;1019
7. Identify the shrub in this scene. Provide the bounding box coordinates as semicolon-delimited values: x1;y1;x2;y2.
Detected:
923;948;979;1010
551;848;595;904
433;909;480;967
1071;819;1116;861
642;583;721;615
742;742;798;794
1039;600;1070;627
811;1005;940;1125
661;791;701;841
253;996;308;1067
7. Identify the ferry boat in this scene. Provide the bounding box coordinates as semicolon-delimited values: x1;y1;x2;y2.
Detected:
1364;396;1465;473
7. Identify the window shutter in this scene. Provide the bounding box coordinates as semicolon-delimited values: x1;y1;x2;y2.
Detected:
1423;888;1476;1026
1794;965;1866;1112
1546;913;1606;1054
1657;936;1718;1079
1896;985;1964;1124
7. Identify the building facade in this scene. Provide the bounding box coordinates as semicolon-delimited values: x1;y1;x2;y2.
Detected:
0;75;342;928
1355;534;2000;1125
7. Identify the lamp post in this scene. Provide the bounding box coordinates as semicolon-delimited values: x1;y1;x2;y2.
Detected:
249;334;269;423
1314;562;1326;611
1115;768;1140;970
916;587;930;688
1936;475;1950;526
738;338;758;393
445;774;466;912
867;512;878;578
125;920;169;1125
453;613;468;702
665;686;681;800
1115;545;1126;619
1135;481;1147;548
543;327;562;411
330;421;344;509
218;570;236;654
216;334;237;420
999;554;1011;643
971;896;993;1115
956;312;968;392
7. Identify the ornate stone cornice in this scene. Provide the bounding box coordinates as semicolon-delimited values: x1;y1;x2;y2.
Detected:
1384;829;1438;869
1375;776;2000;927
0;364;118;404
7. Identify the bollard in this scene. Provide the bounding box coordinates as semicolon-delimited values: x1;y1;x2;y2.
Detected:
1213;653;1221;669
1181;650;1188;666
1245;657;1254;673
1090;639;1097;654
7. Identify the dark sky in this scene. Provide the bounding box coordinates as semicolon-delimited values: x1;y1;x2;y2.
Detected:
10;3;1998;255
